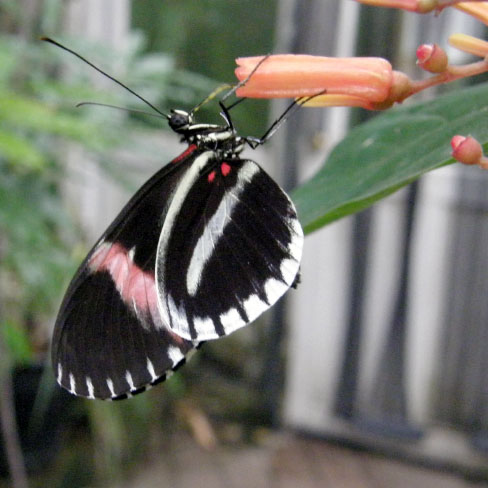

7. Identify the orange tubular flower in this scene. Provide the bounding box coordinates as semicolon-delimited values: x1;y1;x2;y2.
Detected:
455;2;488;26
234;1;488;110
449;33;488;58
354;0;438;12
235;55;396;110
357;0;488;13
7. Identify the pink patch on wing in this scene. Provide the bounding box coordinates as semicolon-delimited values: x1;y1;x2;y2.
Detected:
171;144;197;164
207;170;216;183
221;162;231;176
88;241;185;344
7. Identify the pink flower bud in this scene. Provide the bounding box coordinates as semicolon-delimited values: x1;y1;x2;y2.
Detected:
416;44;448;73
451;135;483;165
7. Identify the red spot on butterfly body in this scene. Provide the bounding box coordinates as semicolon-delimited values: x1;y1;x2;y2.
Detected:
221;162;231;176
208;171;216;183
171;144;197;164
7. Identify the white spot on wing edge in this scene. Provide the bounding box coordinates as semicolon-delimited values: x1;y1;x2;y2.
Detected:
107;378;116;397
168;345;184;365
57;363;63;384
86;377;95;399
280;257;300;285
125;371;136;391
69;373;76;395
188;307;246;339
264;278;287;303
233;277;298;337
193;315;217;338
219;307;244;330
147;358;158;382
242;294;268;323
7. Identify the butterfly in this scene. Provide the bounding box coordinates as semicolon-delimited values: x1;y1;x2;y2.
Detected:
45;39;304;400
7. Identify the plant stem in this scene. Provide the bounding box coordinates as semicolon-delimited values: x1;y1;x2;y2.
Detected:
410;58;488;95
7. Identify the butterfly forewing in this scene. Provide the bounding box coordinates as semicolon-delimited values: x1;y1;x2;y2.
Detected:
53;147;202;399
156;156;303;341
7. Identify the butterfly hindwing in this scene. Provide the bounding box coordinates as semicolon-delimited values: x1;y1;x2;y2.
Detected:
54;144;303;398
53;146;201;400
156;155;303;341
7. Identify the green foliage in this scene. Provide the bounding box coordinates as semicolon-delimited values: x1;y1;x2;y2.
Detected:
0;27;226;484
132;0;277;135
1;320;33;364
293;82;488;234
132;0;277;79
0;31;220;367
0;39;78;357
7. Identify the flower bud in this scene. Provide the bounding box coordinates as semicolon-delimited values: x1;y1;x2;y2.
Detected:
416;44;448;73
451;135;483;166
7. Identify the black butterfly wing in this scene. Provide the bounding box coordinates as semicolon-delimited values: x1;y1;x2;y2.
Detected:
156;155;303;341
53;145;201;400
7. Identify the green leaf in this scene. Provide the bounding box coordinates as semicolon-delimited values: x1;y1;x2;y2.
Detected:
0;130;48;170
292;81;488;234
0;90;111;149
1;320;33;364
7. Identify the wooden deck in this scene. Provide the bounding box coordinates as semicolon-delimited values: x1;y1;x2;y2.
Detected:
121;433;485;488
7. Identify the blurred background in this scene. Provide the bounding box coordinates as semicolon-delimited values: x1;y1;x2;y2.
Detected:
1;0;488;487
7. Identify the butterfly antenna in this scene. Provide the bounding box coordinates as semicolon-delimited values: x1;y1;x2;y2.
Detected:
41;37;168;119
76;102;166;119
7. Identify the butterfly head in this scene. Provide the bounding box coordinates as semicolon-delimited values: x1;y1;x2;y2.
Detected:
168;109;194;133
